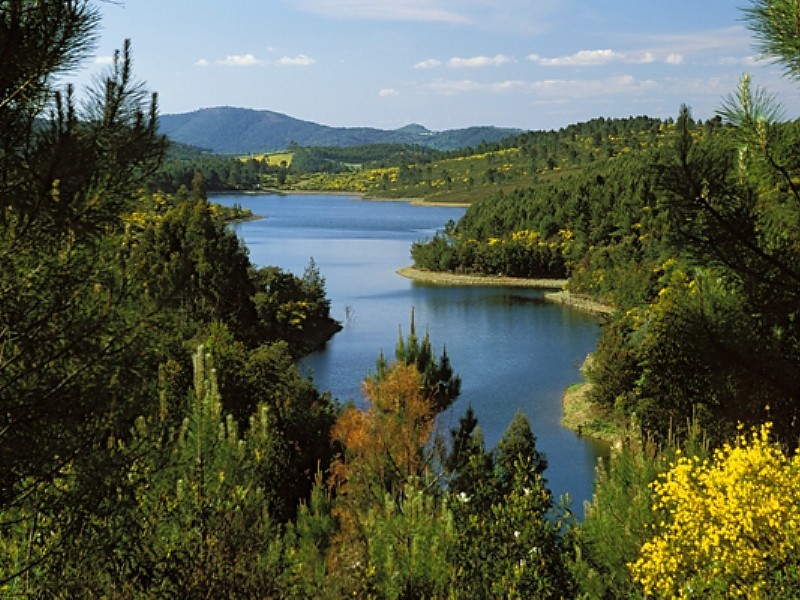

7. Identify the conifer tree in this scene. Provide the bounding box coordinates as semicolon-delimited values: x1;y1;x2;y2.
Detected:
0;1;165;508
385;308;461;413
495;410;549;489
652;0;800;441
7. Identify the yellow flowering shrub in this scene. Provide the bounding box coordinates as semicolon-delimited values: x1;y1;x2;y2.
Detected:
630;423;800;598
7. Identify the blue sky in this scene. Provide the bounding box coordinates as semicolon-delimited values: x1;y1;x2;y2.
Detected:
73;0;800;132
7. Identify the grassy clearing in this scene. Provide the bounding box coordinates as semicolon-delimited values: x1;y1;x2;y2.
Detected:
241;152;294;166
561;381;623;444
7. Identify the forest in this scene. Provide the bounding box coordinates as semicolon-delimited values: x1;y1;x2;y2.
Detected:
3;1;800;598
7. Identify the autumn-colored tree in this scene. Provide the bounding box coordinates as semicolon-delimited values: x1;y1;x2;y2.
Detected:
327;361;441;595
377;309;461;413
330;362;434;515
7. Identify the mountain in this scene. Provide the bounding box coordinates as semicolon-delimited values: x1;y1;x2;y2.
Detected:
158;107;520;154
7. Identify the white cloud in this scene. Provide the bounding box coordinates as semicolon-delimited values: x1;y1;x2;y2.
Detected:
633;27;749;56
379;88;400;97
427;79;483;94
415;58;443;69
195;53;315;68
277;54;316;66
716;55;762;67
219;54;264;67
94;55;114;66
490;80;527;92
528;49;618;67
448;54;516;68
529;74;657;97
527;48;691;67
425;74;660;99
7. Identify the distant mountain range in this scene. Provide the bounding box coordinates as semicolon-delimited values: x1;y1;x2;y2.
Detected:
158;107;521;154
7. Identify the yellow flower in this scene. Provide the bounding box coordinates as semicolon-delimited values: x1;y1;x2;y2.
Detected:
630;423;800;597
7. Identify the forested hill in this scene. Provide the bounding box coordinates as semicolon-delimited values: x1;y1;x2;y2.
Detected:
159;106;520;153
152;114;691;196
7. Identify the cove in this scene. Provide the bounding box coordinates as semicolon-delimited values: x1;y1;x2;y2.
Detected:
217;192;608;514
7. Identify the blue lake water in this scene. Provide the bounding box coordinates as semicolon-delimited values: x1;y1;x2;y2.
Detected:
217;192;607;514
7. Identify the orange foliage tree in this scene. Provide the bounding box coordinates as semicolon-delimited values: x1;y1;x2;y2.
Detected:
326;361;442;593
330;362;435;511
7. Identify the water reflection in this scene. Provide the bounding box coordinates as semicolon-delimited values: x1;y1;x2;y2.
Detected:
218;193;607;514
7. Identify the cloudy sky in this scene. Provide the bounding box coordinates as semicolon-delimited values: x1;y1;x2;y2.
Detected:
74;0;800;132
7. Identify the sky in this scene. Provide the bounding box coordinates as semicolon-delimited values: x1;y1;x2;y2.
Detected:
70;0;800;132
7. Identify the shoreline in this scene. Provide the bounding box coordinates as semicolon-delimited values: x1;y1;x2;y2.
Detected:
397;266;566;289
360;195;471;208
561;381;620;446
543;290;614;316
212;188;471;208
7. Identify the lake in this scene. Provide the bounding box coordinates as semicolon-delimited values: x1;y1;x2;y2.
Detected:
217;192;607;514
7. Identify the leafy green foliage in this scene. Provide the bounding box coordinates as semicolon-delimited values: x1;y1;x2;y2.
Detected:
0;4;340;591
288;143;440;173
744;0;800;81
448;413;575;598
10;2;800;597
151;154;287;192
0;8;166;508
1;347;293;597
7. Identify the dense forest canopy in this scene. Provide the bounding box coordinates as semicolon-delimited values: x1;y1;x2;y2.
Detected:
3;0;800;597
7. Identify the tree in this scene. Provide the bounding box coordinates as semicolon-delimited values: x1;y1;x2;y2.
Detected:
330;363;435;513
0;1;165;508
495;410;548;489
744;0;800;81
444;405;491;492
326;361;442;595
0;345;290;596
385;309;461;413
654;9;800;441
445;407;574;597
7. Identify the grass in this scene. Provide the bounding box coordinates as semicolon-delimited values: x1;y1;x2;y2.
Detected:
561;381;624;445
241;152;294;166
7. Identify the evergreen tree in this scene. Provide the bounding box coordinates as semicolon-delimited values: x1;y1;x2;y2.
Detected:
0;2;165;508
448;410;573;598
495;410;548;489
388;309;461;413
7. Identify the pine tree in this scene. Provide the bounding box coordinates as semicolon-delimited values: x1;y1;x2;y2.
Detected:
384;308;462;413
495;410;548;487
0;2;165;508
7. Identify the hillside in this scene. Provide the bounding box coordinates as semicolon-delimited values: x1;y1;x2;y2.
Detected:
158;106;520;154
287;115;690;203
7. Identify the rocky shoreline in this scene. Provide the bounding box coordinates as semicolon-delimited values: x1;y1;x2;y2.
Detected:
396;266;567;289
542;290;614;317
397;267;615;317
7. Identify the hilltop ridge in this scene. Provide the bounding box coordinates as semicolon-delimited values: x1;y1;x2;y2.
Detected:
158;106;520;154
